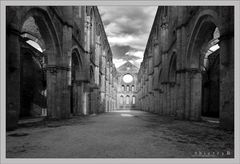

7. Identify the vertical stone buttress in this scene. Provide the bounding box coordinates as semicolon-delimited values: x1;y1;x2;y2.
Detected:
219;7;234;130
6;7;21;130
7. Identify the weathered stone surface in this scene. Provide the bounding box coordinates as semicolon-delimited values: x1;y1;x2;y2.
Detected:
6;6;234;132
116;62;138;110
6;6;117;130
136;6;234;130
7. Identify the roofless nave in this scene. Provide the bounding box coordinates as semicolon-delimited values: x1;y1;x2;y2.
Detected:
6;6;234;132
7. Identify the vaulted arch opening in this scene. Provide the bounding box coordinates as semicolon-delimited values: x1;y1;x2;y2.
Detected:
120;95;124;105
19;8;60;119
132;95;136;105
187;14;220;119
70;49;82;115
201;27;220;118
126;95;130;105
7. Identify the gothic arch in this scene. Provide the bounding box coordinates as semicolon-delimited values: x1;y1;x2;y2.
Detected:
72;48;83;72
19;7;64;119
21;33;45;51
126;95;130;105
20;7;61;64
186;10;221;120
186;10;220;69
71;50;80;80
120;95;124;104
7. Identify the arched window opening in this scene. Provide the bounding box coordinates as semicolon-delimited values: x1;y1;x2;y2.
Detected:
132;85;135;92
126;85;130;92
126;95;130;105
188;19;221;119
122;85;125;91
120;95;124;105
132;96;136;105
201;26;220;118
20;15;51;118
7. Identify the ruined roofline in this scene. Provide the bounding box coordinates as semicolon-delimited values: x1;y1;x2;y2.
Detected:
141;6;160;64
116;61;139;72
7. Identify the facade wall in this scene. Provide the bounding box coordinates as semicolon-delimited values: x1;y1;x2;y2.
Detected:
6;6;117;130
136;6;234;130
116;62;138;110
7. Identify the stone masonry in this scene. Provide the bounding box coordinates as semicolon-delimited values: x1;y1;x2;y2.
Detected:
136;6;234;130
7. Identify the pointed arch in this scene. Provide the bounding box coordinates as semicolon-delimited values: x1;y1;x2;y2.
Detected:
168;52;177;83
186;10;220;69
20;7;61;65
185;9;221;121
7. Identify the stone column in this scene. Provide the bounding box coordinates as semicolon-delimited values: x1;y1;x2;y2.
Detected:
176;73;184;119
46;65;70;119
6;20;21;130
172;85;176;116
190;70;202;121
219;31;234;130
76;81;84;115
167;84;171;115
169;85;173;116
158;92;162;115
162;85;166;115
184;71;191;120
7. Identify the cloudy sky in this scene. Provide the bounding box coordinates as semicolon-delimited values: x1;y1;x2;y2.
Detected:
98;6;158;68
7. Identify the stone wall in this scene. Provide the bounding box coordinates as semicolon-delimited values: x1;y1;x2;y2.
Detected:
6;6;117;130
136;6;234;130
116;62;138;110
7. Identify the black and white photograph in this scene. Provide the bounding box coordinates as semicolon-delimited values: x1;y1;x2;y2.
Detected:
1;0;240;164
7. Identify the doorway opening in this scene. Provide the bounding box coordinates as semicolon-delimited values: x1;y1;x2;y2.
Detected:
201;27;220;118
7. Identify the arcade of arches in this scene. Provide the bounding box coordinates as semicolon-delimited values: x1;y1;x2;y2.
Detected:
6;6;234;131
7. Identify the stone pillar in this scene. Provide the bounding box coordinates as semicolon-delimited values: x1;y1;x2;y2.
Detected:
92;88;99;114
167;84;171;115
184;72;191;120
162;85;166;115
46;66;70;119
72;82;78;115
159;92;163;115
176;73;184;119
190;71;202;121
100;92;106;113
6;21;21;130
170;85;175;116
170;85;173;116
76;81;84;115
157;92;160;114
219;31;234;130
153;91;157;113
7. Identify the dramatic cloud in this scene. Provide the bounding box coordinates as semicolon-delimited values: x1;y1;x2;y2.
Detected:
98;6;157;68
